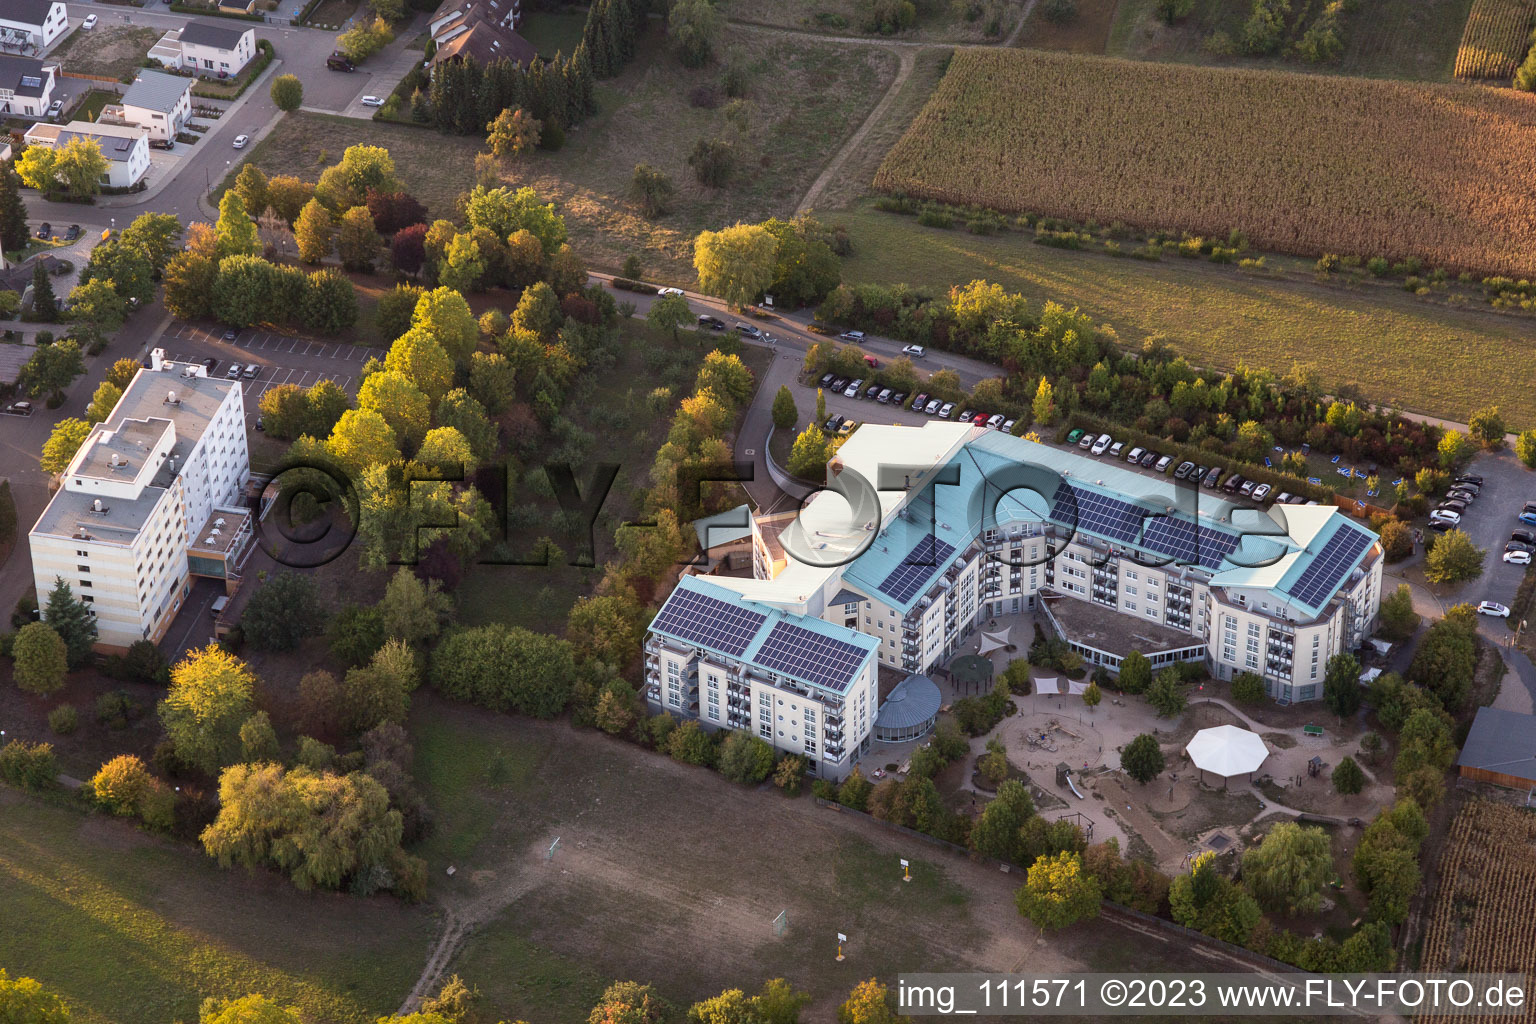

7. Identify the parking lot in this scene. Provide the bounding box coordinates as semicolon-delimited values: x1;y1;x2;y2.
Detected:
1434;450;1534;637
158;320;384;420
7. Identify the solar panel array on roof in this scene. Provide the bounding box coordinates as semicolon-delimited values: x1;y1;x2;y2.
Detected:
877;534;957;604
650;587;766;657
755;621;868;693
1050;481;1238;570
21;76;41;88
1285;526;1371;609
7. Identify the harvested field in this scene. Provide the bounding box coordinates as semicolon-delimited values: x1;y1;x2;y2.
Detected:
1419;799;1536;1022
1453;0;1536;78
874;48;1536;276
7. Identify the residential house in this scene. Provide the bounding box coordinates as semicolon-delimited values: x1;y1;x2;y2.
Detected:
24;120;152;189
117;70;193;144
0;0;68;56
29;350;252;651
0;54;55;118
427;0;535;71
149;21;257;78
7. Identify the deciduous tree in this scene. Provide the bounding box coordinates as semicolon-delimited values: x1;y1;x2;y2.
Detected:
215;189;261;259
159;646;257;774
1120;733;1164;783
1015;851;1102;932
40;417;91;474
1240;821;1332;915
270;73;304;111
694;224;775;306
628;163;675;218
1332;755;1364;795
12;622;68;695
240;571;323;651
487;107;542;158
294;198;334;264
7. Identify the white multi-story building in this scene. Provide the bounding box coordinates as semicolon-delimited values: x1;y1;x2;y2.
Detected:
645;423;1385;753
117;70;192;144
149;21;256;78
29;351;253;651
0;1;68;55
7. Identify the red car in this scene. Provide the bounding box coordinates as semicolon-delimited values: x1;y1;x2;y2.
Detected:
972;413;988;425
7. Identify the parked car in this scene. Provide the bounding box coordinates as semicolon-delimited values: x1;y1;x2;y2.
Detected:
360;95;385;107
910;392;927;410
890;392;908;409
1221;473;1244;493
819;373;836;388
1275;491;1292;504
1456;475;1484;486
1506;550;1532;565
242;363;259;378
1430;509;1461;525
1155;455;1174;473
656;287;684;297
924;399;941;415
1437;499;1468;514
1125;446;1145;464
972;413;989;426
1427;519;1452;533
202;357;217;373
1140;450;1159;468
225;364;241;379
1108;442;1124;458
1091;434;1112;456
1512;530;1536;545
1251;483;1272;502
1078;432;1096;450
36;222;50;239
844;378;864;398
822;415;844;434
1506;540;1534;554
735;322;763;339
958;409;975;423
987;414;1005;430
838;420;856;437
232;134;250;148
864;384;881;401
47;99;62;118
698;314;726;330
327;53;356;71
1066;429;1085;445
937;402;955;419
1200;466;1222;488
1479;601;1510;617
1173;461;1196;480
1447;488;1477;502
1001;419;1016;434
830;377;848;392
83;14;98;28
902;345;926;357
64;224;81;241
877;388;892;404
1521;511;1536;526
840;330;865;342
222;328;238;341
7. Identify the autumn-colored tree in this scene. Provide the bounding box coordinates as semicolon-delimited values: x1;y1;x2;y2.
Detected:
487;107;542;159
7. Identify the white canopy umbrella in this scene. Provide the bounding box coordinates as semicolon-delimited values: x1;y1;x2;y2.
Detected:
1185;725;1269;786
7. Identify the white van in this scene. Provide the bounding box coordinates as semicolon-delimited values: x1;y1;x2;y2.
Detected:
210;595;230;617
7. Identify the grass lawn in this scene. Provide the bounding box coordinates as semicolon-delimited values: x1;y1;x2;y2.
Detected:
454;318;769;631
1013;0;1121;52
235;25;896;281
1107;0;1473;80
49;25;163;81
832;203;1536;424
407;699;1241;1022
71;89;116;123
732;0;1018;42
0;791;436;1024
519;6;589;58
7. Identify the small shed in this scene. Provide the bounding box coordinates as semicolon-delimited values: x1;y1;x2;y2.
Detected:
1456;707;1536;790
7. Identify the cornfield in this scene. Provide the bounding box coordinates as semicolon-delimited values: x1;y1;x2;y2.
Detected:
1454;0;1536;79
873;48;1536;277
1419;800;1536;1023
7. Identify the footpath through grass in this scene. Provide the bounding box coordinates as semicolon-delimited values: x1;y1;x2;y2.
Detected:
833;204;1536;425
0;792;434;1024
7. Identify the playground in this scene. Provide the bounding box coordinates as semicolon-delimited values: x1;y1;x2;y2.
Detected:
929;610;1399;877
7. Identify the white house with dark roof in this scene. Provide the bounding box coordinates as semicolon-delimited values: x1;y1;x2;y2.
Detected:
0;54;55;118
0;0;67;55
24;120;151;188
150;21;256;77
118;70;192;143
28;349;252;650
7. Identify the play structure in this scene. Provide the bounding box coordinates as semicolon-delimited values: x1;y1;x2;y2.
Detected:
1055;762;1086;800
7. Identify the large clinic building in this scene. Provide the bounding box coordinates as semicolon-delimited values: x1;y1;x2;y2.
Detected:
29;351;252;650
645;422;1383;776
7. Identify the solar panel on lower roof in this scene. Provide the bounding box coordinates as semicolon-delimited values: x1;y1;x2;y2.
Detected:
755;621;868;693
1286;526;1372;608
877;534;957;604
1051;481;1239;569
650;587;766;657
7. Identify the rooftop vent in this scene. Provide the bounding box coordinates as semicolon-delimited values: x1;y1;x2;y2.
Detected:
214;517;225;528
205;535;216;545
87;499;109;516
108;453;122;467
166;390;178;405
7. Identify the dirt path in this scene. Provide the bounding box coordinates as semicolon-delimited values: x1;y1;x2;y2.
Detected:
796;46;915;215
